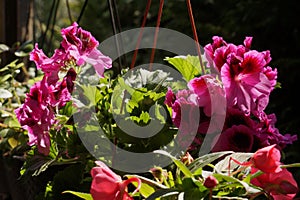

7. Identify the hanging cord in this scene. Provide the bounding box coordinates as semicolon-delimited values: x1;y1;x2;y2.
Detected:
186;0;205;74
130;0;152;69
108;0;126;74
48;0;60;52
22;0;33;43
77;0;88;24
149;0;164;71
66;0;73;24
41;0;56;49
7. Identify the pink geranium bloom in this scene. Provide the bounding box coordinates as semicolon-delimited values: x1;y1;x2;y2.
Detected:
30;44;67;84
188;74;226;117
204;36;277;117
48;68;77;108
251;168;299;200
90;161;141;200
61;22;112;77
15;77;55;155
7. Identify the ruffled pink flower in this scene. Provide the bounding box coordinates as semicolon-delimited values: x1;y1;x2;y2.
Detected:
251;168;298;200
15;77;55;155
90;161;141;200
61;22;112;77
30;44;67;84
188;74;226;117
204;36;277;117
48;68;77;108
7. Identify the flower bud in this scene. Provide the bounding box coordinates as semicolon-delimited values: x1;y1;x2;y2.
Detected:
204;175;218;189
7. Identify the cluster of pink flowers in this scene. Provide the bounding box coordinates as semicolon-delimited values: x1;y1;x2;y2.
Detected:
15;22;112;155
165;36;297;152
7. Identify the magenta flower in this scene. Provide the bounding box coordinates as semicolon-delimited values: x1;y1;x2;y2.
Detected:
61;22;112;77
15;77;55;155
30;44;67;84
204;36;277;117
255;113;298;149
188;74;226;117
48;68;77;108
204;175;219;189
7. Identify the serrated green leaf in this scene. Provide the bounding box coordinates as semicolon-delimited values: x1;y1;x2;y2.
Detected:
62;191;93;200
164;55;202;81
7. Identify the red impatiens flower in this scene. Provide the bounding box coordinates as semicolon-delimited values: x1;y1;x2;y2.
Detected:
251;168;298;200
90;161;141;200
228;144;282;174
251;144;281;173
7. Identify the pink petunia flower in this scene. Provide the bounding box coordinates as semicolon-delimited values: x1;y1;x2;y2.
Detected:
90;161;141;200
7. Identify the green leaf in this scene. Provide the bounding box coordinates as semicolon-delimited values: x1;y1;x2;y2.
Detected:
145;188;179;200
14;42;33;57
164;55;202;81
154;150;193;178
76;83;102;106
189;151;234;174
0;44;9;53
62;191;93;200
130;179;156;198
4;116;21;128
0;88;13;98
214;152;253;173
125;175;168;190
0;74;12;83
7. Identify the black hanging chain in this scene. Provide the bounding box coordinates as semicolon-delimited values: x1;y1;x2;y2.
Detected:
40;0;56;49
77;0;88;25
66;0;73;24
107;0;127;74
